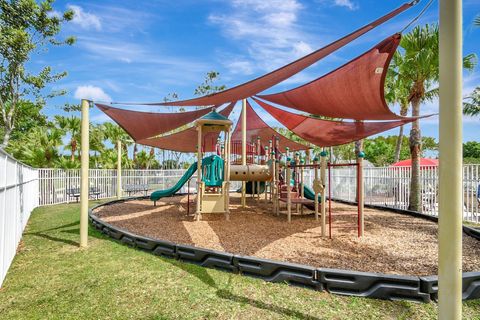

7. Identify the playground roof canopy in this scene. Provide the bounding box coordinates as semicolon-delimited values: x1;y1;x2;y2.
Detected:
253;98;421;147
96;103;214;141
134;2;415;107
138;103;235;153
256;34;405;121
231;101;308;153
96;1;433;151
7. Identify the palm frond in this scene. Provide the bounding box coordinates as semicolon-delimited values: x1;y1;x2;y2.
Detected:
475;15;480;27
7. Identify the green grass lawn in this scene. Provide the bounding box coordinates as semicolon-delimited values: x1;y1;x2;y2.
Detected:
0;201;479;320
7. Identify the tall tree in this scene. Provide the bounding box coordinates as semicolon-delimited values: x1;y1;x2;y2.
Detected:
393;24;476;211
0;99;47;142
386;53;411;163
194;71;226;97
463;18;479;117
8;126;63;167
55;115;80;161
102;122;132;155
463;88;480;117
0;0;75;148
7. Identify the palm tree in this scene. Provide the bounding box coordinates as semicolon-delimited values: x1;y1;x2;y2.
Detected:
463;16;480;117
55;156;80;169
9;126;63;167
55;115;81;161
464;88;480;116
135;150;156;169
386;54;411;163
393;24;476;211
103;122;133;155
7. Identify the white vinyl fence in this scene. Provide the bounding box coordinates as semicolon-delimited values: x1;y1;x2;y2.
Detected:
0;149;39;287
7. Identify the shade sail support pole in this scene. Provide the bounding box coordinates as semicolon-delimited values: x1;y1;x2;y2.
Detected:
80;99;90;248
117;140;122;199
241;99;247;207
438;0;463;318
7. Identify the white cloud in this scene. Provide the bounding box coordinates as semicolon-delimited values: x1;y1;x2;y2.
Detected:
68;5;101;31
333;0;358;11
209;0;315;74
226;60;255;75
74;85;111;102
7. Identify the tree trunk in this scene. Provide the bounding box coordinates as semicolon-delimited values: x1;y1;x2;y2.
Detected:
393;125;404;163
71;140;77;162
408;98;422;212
393;102;409;163
1;127;11;149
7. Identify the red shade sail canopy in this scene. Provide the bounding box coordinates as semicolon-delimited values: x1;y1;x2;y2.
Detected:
141;2;415;107
254;98;422;147
231;100;308;153
258;34;403;120
96;103;215;141
391;158;439;167
138;102;235;152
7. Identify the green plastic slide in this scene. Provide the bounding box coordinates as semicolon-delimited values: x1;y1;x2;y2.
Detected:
150;162;197;203
303;184;321;202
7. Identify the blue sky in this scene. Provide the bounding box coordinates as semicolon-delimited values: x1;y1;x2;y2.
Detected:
38;0;480;143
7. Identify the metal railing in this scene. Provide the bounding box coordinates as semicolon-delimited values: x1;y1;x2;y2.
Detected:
0;149;39;287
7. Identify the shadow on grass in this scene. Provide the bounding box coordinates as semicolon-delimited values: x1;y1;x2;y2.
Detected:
25;221;81;247
163;258;218;289
216;288;321;320
163;257;319;320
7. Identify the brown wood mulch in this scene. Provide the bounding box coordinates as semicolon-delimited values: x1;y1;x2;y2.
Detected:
93;194;480;276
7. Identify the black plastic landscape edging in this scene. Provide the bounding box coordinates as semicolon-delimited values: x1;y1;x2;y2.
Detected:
88;196;480;303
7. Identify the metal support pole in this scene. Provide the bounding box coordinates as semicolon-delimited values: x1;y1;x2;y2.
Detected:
286;164;292;223
438;0;463;318
320;151;327;237
357;153;364;237
117;140;122;200
241;99;247;207
80;99;90;248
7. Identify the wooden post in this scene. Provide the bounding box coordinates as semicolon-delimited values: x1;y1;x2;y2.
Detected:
357;151;365;237
225;129;231;220
439;0;463;317
295;153;300;214
196;125;203;221
300;159;304;215
286;163;292;223
117;140;122;200
241;99;247;207
80;99;90;248
257;136;261;200
320;150;327;237
264;146;269;202
313;157;319;221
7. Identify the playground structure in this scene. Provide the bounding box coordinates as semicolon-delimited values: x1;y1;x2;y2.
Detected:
82;2;436;240
75;0;471;315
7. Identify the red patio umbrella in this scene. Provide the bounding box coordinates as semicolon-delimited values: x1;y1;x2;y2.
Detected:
391;158;439;167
